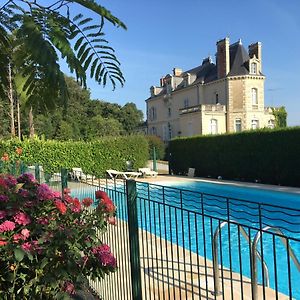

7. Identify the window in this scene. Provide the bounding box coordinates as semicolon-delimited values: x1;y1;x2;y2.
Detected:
215;93;219;104
252;88;258;105
168;122;172;139
235;118;242;132
210;119;218;134
251;119;259;129
151;127;157;135
166;82;172;94
168;107;171;117
268;119;275;129
162;124;168;141
184;98;189;108
251;62;257;74
149;107;157;120
188;121;193;136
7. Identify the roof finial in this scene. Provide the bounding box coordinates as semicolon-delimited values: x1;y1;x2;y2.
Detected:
239;38;242;45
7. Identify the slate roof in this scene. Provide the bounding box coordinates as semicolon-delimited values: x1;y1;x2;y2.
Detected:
228;42;250;76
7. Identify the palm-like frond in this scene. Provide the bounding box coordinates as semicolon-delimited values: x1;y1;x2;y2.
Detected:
0;0;126;110
70;14;125;89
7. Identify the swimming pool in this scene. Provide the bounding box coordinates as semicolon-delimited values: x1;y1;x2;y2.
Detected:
71;179;300;298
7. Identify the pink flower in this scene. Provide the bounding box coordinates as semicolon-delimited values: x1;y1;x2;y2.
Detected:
92;244;116;268
0;239;7;246
82;197;93;207
0;220;16;232
99;197;115;213
70;198;81;213
63;281;75;295
14;212;31;225
0;210;7;219
17;173;35;184
95;190;109;200
13;234;25;243
55;200;67;214
0;195;9;202
21;242;32;252
4;175;17;187
37;184;54;201
19;189;30;198
107;216;116;225
21;228;30;239
36;217;49;225
0;178;8;189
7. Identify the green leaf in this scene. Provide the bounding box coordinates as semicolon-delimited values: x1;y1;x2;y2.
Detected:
14;248;25;262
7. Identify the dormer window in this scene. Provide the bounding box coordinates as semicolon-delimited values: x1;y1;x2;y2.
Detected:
215;93;219;104
251;62;257;74
166;82;172;94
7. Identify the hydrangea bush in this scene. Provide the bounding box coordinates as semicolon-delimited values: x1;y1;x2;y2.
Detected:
0;172;116;299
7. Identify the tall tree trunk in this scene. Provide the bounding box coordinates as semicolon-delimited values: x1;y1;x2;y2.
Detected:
29;106;35;138
8;63;15;137
17;96;21;139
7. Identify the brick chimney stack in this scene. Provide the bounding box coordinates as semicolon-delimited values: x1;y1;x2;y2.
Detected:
216;37;230;79
248;42;261;60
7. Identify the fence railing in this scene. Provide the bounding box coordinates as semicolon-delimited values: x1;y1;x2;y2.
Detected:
1;163;299;299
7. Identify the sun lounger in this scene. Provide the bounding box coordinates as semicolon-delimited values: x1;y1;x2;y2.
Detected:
72;167;95;181
106;169;142;180
138;168;158;178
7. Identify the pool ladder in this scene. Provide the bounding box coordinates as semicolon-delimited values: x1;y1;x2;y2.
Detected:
212;221;300;299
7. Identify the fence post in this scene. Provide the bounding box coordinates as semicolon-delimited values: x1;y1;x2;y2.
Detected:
126;179;142;300
35;164;40;183
20;161;27;174
61;168;68;196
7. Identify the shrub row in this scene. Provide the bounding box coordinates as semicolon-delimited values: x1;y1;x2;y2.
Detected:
0;135;148;176
169;127;300;187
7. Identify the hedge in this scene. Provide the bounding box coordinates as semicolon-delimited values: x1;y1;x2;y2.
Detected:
169;127;300;187
0;135;148;176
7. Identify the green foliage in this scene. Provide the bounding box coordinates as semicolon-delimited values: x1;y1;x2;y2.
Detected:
272;106;287;128
0;135;149;176
0;0;125;110
169;127;300;187
0;76;144;140
146;135;166;160
0;173;117;298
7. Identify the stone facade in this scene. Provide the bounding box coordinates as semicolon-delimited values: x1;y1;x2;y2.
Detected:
146;38;275;141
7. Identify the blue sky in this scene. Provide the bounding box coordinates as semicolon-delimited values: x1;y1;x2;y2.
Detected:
63;0;300;125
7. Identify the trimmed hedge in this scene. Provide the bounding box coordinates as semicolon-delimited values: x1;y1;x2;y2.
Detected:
0;135;148;176
169;127;300;187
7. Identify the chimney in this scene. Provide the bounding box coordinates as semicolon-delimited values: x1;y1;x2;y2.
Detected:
160;77;165;87
216;37;230;79
173;68;183;76
248;42;262;60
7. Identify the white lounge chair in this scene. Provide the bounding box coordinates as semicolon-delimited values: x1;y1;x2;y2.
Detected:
106;169;142;180
138;168;158;178
72;167;95;181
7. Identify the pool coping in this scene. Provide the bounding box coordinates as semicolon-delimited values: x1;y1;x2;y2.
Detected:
137;175;300;195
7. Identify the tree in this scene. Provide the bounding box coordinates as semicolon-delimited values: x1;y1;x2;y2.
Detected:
0;0;126;137
272;106;287;128
120;103;144;133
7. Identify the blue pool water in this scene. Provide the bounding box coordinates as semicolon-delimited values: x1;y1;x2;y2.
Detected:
71;180;300;298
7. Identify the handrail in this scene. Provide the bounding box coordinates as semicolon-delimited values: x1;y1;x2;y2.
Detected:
251;226;300;300
212;221;270;296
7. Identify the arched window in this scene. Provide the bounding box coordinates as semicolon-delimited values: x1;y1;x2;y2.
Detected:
251;62;257;74
210;119;218;134
252;88;258;105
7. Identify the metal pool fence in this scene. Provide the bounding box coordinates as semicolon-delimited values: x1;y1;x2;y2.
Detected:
1;163;300;299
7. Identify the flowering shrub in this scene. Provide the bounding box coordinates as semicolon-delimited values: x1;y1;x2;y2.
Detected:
0;173;116;299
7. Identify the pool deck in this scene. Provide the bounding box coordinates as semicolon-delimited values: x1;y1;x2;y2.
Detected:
136;174;300;194
89;218;289;300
